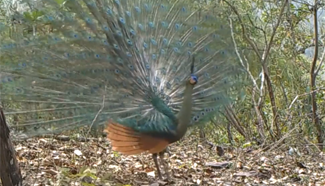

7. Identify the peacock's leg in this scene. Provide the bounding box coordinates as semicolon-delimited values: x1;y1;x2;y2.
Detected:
152;153;163;179
159;149;171;180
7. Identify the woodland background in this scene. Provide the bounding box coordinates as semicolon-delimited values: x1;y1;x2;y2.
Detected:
0;0;325;185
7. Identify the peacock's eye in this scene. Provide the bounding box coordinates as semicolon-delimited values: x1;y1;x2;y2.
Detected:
190;74;198;85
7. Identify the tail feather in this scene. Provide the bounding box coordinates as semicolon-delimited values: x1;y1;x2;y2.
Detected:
0;0;245;137
105;121;169;155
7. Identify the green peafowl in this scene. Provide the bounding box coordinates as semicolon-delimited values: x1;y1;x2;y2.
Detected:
0;0;244;180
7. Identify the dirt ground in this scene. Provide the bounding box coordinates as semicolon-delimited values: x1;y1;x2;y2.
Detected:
9;135;325;186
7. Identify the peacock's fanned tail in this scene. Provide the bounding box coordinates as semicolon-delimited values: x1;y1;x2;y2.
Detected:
0;0;244;138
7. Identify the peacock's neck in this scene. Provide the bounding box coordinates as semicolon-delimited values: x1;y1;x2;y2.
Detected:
176;81;195;140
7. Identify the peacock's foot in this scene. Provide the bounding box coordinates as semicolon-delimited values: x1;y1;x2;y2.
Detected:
164;176;176;184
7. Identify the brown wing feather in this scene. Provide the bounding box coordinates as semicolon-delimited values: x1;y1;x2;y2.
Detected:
105;121;170;155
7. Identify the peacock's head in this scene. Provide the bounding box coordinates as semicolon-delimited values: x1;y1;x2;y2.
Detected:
189;56;198;85
189;74;198;85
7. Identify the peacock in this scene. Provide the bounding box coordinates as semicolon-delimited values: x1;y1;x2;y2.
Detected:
0;0;244;180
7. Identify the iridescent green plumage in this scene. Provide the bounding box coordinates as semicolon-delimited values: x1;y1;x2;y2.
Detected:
0;0;244;180
1;0;243;137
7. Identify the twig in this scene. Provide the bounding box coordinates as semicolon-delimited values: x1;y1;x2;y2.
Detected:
87;86;107;137
288;87;325;109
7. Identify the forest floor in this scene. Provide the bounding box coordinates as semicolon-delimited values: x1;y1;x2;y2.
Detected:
11;133;325;186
